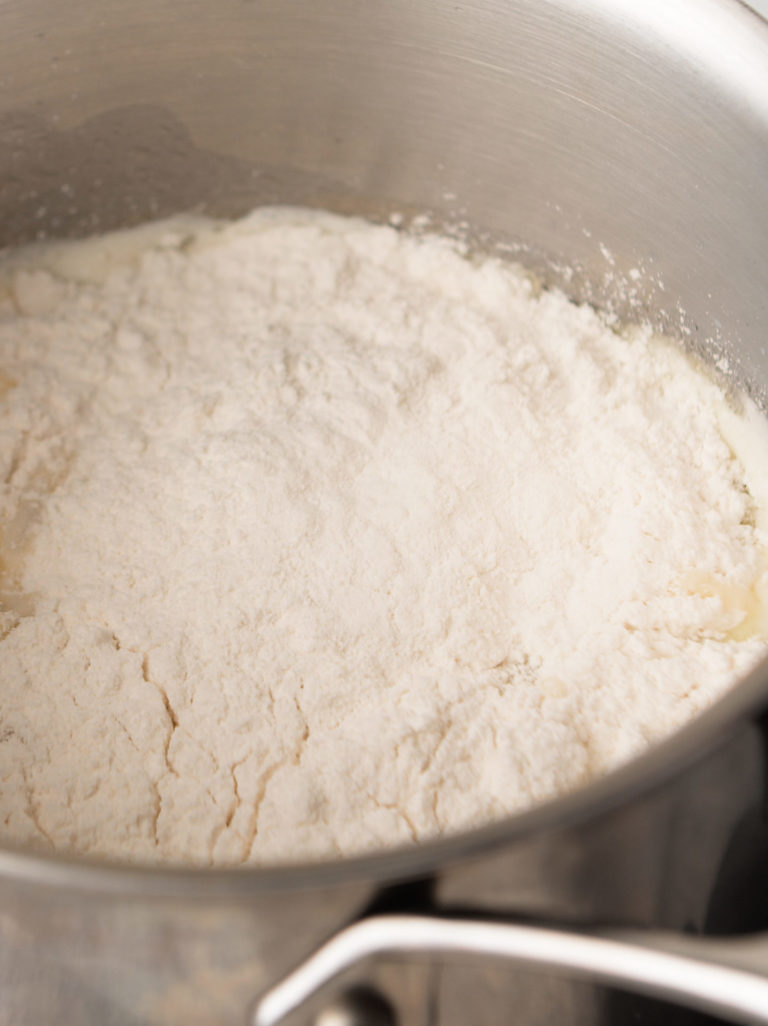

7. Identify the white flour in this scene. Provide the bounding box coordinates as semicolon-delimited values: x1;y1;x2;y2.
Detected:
1;207;767;866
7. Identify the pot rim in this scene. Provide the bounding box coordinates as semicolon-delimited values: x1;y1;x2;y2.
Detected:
2;657;767;898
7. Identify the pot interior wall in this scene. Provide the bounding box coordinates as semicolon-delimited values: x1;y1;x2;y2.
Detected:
1;0;767;397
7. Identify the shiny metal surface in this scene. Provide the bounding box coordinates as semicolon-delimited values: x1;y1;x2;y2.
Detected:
1;1;768;1024
311;987;395;1026
2;0;768;394
253;916;768;1026
745;0;768;18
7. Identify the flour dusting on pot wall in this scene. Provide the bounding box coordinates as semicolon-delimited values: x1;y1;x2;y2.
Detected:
1;207;767;866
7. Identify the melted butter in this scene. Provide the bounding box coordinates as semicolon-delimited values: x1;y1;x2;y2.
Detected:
686;556;768;642
0;372;16;398
717;395;768;535
0;214;217;289
679;390;768;642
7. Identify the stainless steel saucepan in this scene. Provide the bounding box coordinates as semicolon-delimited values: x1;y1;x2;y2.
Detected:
1;1;768;1023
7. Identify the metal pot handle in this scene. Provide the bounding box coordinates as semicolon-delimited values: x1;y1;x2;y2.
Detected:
252;914;768;1026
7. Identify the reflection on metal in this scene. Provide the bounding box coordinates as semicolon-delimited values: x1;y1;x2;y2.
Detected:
253;915;768;1026
312;986;396;1026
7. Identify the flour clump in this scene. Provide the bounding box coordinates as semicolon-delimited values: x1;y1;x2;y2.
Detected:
1;207;767;865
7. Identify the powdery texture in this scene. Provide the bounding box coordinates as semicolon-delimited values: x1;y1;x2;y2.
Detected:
0;208;767;865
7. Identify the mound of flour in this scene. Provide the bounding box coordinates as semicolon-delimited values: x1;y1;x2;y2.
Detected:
1;207;767;865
